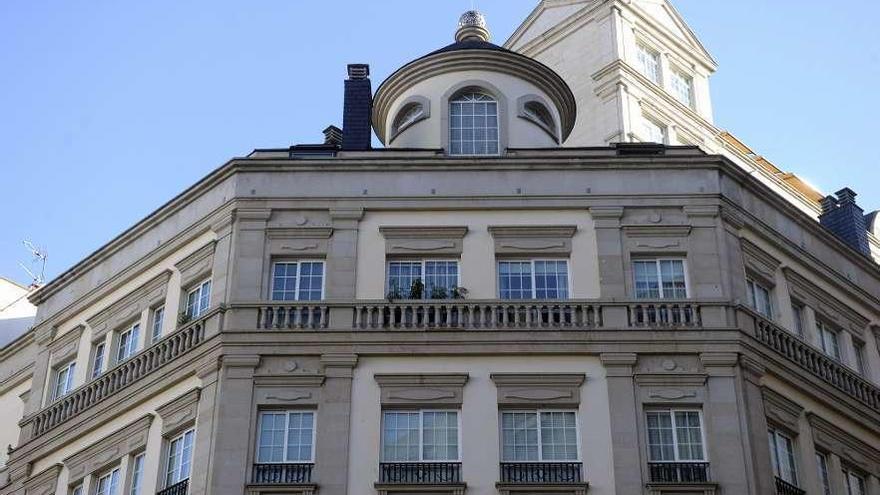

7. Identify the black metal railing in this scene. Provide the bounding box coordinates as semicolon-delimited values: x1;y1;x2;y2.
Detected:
499;462;583;484
157;479;188;495
775;477;805;495
648;462;710;483
379;462;462;484
252;463;314;484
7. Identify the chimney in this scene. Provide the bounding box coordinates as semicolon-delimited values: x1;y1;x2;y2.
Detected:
323;125;343;146
819;187;871;256
342;64;372;151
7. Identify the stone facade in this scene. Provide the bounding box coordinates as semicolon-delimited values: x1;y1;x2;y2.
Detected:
0;3;879;495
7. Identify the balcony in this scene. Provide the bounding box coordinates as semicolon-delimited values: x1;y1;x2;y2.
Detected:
375;462;465;495
774;477;805;495
25;317;209;439
648;462;710;483
499;462;583;483
157;479;188;495
244;299;720;332
252;463;313;484
750;310;880;414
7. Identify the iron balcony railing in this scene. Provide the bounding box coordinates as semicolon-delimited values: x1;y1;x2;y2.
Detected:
252;463;313;484
499;462;583;484
648;462;710;483
775;476;805;495
379;462;462;484
157;479;188;495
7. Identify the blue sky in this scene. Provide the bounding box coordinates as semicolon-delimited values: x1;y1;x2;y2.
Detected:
1;1;878;286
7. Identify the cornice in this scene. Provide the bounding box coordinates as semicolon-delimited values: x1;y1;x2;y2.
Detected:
808;412;880;477
63;414;153;481
379;226;469;239
488;225;577;238
373;49;577;144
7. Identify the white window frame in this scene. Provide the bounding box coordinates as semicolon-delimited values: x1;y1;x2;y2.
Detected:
116;323;140;363
497;259;571;300
746;278;773;318
53;361;76;401
844;468;867;495
91;342;105;380
386;259;461;300
816;452;831;495
165;429;195;488
185;279;212;319
381;409;462;463
95;467;120;495
151;305;165;344
636;43;662;85
632;258;690;299
853;341;867;375
641;117;667;144
448;91;500;156
500;409;581;463
256;410;318;464
817;321;842;361
645;409;708;463
791;303;805;337
768;428;798;486
270;261;326;301
71;485;84;495
669;67;694;108
129;452;145;495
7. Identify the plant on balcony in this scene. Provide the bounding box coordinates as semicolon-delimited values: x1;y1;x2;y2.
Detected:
451;286;468;299
409;278;424;299
386;281;404;302
430;286;448;299
177;312;192;325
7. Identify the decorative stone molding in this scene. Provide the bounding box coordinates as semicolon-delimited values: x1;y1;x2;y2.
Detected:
622;224;691;253
784;268;870;333
762;388;803;433
496;482;587;495
86;270;171;341
376;483;466;495
491;373;585;408
379;226;468;256
22;463;61;495
48;325;84;367
740;239;780;286
589;206;624;229
254;374;326;407
63;414;153;481
808;413;880;477
700;352;739;377
646;482;717;495
175;242;216;288
156;388;201;437
374;373;469;407
600;353;638;377
267;227;333;256
320;353;358;378
488;225;577;256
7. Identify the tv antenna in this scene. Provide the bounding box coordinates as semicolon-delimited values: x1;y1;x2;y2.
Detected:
19;240;48;287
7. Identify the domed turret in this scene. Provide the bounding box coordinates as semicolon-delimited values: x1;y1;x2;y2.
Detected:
456;10;490;42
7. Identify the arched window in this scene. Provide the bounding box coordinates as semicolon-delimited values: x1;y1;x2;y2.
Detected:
392;102;425;137
449;91;499;155
520;100;557;141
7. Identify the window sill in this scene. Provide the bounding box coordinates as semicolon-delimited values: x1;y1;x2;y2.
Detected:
496;482;589;495
375;482;466;495
245;483;318;495
646;482;717;495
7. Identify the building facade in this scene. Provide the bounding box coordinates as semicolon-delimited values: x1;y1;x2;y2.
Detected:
1;3;880;495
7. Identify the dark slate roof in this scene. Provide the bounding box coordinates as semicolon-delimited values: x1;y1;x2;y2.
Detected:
425;39;513;57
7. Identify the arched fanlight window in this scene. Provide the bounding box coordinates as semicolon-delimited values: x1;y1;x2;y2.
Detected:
523;101;555;133
449;91;499;155
392;102;425;137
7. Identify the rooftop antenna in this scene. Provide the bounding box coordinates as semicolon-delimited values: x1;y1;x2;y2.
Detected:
19;240;47;288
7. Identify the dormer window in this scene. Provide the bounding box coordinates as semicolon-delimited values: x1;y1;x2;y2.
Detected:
518;98;558;143
449;91;499;155
390;98;430;142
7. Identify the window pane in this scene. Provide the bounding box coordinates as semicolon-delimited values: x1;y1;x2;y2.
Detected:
501;412;540;461
92;344;105;379
151;306;165;343
646;411;675;461
633;261;660;299
383;412;421;461
272;263;298;301
425;261;458;299
659;260;687;299
539;411;578;460
258;413;287;462
130;454;145;495
817;454;831;495
285;412;315;462
422;411;458;461
671;70;693;107
499;262;534;300
642;118;666;143
534;260;569;299
637;44;661;84
673;411;704;461
387;261;423;298
297;262;324;301
449;93;499;156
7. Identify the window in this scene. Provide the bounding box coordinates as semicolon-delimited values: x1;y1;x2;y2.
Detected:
165;429;195;487
387;260;459;299
91;342;105;379
185;280;212;318
116;324;140;363
392;102;426;136
382;410;460;462
271;261;325;301
646;410;705;462
498;260;569;300
817;322;841;361
641;117;667;144
54;361;76;400
854;342;867;375
670;69;694;108
791;304;804;336
71;485;83;495
501;410;578;461
449;92;499;155
768;428;798;486
636;43;661;84
95;468;120;495
746;279;773;318
844;469;866;495
257;411;316;463
151;306;165;343
816;453;831;495
633;259;688;299
130;453;145;495
521;100;557;137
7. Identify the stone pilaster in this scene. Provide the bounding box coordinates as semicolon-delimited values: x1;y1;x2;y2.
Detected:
227;209;272;303
325;209;363;300
600;353;642;495
737;356;774;495
315;353;358;495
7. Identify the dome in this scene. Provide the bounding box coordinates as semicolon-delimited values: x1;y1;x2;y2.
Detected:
372;11;577;152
